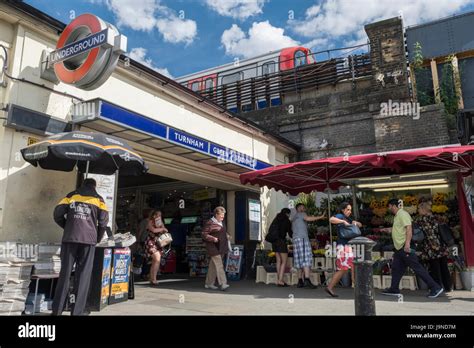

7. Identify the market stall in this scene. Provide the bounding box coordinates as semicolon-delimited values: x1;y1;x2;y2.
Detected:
241;145;474;290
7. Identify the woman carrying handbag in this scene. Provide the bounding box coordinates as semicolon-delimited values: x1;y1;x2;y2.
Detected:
326;202;362;297
144;210;170;286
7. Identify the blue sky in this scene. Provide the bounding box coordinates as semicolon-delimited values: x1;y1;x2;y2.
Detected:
26;0;474;78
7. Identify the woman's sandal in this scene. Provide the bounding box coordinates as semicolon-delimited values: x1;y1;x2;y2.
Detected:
149;280;159;286
277;282;289;287
325;287;339;298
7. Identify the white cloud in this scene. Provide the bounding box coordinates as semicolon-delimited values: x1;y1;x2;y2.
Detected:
205;0;266;20
129;47;173;78
303;38;329;51
104;0;197;45
156;17;197;45
106;0;159;31
290;0;474;52
221;21;299;58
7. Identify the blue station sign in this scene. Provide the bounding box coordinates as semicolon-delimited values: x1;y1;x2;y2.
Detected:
73;100;272;171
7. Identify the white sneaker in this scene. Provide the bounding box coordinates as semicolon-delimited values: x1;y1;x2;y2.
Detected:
205;284;218;290
220;284;230;291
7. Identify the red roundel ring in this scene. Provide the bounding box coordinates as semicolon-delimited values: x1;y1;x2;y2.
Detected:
54;14;102;84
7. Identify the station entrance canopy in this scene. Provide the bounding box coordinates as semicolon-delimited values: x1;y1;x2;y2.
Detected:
71;99;271;174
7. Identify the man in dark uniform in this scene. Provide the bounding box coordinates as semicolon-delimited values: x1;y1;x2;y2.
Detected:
52;178;109;316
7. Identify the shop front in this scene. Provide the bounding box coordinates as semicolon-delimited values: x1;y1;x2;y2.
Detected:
0;2;299;314
0;2;298;245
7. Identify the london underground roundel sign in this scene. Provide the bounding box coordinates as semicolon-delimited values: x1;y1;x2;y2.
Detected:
48;14;127;90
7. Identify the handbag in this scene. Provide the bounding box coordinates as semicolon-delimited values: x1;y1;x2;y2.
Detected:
265;222;279;243
338;224;361;240
157;232;173;248
438;224;455;247
412;223;424;242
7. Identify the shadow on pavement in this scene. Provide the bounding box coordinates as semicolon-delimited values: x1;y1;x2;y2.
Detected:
132;274;458;303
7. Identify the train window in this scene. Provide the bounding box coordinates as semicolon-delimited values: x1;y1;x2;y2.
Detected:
204;78;214;97
222;72;241;85
204;78;213;91
191;81;201;91
262;62;275;75
307;49;315;64
294;50;306;67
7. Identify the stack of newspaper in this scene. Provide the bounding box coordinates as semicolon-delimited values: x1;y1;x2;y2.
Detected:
0;242;36;315
96;232;136;248
33;244;61;275
113;232;136;247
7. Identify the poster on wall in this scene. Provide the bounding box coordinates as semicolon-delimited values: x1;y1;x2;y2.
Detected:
88;172;118;231
109;248;130;304
248;199;262;241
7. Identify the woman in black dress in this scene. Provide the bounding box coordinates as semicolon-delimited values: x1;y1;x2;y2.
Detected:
269;208;292;287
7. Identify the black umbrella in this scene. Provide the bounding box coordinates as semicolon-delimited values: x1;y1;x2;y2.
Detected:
21;131;148;176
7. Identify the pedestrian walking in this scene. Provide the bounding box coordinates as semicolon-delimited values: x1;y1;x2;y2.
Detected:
202;206;230;291
52;178;109;316
326;202;361;297
382;199;444;298
415;202;452;291
291;203;326;288
144;210;169;286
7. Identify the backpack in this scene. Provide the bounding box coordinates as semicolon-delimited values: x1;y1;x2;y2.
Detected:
265;221;279;243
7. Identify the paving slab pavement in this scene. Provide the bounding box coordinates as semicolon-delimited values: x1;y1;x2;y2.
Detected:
93;276;474;316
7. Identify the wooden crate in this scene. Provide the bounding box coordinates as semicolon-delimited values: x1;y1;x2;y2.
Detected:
265;272;278;285
325;257;335;271
256;266;266;283
382;275;392;289
313;257;325;269
309;272;321;286
383;251;394;260
372;275;383;289
400;275;417;290
291;272;299;285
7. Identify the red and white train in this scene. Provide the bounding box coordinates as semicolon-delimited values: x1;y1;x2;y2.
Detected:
175;46;316;112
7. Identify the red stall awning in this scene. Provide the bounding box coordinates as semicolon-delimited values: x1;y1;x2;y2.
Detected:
239;153;389;195
385;145;474;175
240;145;474;267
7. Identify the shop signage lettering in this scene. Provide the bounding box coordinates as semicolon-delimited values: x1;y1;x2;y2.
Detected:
169;128;208;152
48;29;108;65
210;144;257;169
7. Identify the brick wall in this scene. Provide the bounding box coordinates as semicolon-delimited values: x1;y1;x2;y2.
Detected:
239;17;454;160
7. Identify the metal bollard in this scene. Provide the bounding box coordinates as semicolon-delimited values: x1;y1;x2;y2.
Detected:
350;236;376;316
